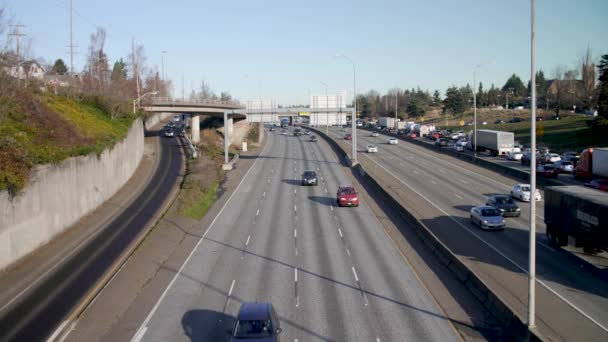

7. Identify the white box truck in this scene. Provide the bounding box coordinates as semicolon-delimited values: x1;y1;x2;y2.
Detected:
378;117;395;129
471;130;515;156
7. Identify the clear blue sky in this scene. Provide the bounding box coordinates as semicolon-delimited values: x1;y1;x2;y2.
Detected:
3;0;608;104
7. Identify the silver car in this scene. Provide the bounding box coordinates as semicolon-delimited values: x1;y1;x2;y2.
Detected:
371;132;380;137
470;206;506;230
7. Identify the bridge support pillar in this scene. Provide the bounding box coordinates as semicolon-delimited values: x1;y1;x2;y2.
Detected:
191;114;200;144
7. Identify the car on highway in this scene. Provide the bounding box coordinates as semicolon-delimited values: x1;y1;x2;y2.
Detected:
486;195;521;217
495;119;505;124
562;151;580;164
521;150;541;166
310;135;317;142
388;137;398;145
544;153;561;164
434;138;449;147
453;143;464;152
304;130;311;135
337;186;359;207
228;302;282;342
164;128;175;137
370;131;380;137
449;131;466;140
536;164;559;178
554;160;574;173
455;138;468;147
508;117;523;123
344;134;352;140
409;132;417;138
301;171;318;186
510;184;542;202
470;206;506;230
167;120;176;128
366;144;378;153
506;149;523;161
172;115;181;122
584;179;608;192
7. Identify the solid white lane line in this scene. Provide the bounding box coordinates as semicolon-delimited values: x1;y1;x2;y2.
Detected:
228;279;236;297
338;228;343;238
455;193;463;200
294;268;298;282
294;229;297;238
358;150;608;333
245;235;251;246
352;267;359;282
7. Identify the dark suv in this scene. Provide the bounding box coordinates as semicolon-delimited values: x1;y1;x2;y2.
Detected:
486;195;521;217
302;171;318;185
229;303;282;342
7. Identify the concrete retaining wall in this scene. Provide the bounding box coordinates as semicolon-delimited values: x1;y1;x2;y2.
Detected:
0;118;145;270
144;112;173;131
312;127;542;341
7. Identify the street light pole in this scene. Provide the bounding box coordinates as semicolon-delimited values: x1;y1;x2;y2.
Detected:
321;81;328;135
336;54;357;163
528;0;537;330
474;67;478;157
395;90;398;131
133;91;159;114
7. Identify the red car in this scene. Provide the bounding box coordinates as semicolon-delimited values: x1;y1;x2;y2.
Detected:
337;186;359;207
409;132;417;138
584;179;608;192
344;134;352;140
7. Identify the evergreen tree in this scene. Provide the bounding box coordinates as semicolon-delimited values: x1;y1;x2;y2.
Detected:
597;54;608;128
502;74;526;97
51;58;68;75
477;82;485;107
443;86;465;114
111;58;127;83
432;90;441;106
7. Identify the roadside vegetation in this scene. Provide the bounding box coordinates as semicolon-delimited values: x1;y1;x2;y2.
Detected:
177;129;225;220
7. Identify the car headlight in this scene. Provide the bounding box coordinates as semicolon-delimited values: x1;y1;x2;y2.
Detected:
482;220;489;224
516;208;521;211
499;208;505;212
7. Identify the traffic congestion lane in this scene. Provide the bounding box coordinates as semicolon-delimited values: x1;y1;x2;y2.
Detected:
133;126;459;342
328;126;608;334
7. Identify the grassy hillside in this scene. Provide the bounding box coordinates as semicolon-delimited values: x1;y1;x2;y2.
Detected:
0;92;136;195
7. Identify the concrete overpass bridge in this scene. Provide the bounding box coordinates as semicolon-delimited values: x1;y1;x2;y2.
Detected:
142;98;356;167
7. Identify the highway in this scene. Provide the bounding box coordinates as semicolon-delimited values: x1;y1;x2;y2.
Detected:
132;127;460;341
0;128;184;342
327;126;608;341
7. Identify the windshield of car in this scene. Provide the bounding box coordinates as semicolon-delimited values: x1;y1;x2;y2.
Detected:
496;197;514;204
233;320;273;338
481;208;502;217
304;171;315;178
520;186;530;192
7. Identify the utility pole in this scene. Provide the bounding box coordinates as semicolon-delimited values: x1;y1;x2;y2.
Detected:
9;24;26;63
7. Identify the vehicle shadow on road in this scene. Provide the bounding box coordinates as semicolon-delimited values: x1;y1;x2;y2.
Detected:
453;205;475;213
308;195;335;207
182;309;235;342
282;179;302;186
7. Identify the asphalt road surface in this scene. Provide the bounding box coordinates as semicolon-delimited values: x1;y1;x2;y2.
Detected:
0;129;183;342
132;127;460;342
328;126;608;340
